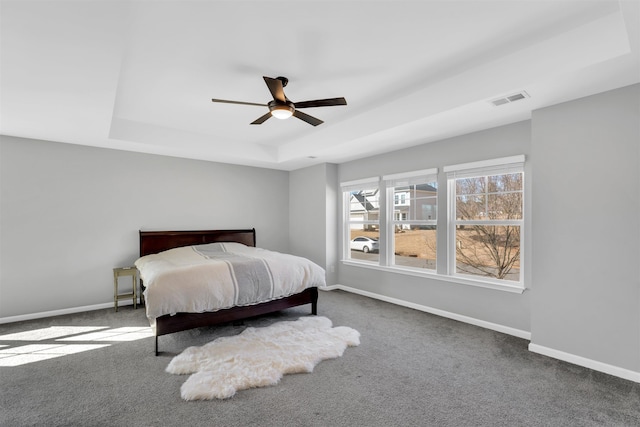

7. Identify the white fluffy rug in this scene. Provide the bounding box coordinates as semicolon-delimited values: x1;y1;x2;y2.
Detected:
166;316;360;400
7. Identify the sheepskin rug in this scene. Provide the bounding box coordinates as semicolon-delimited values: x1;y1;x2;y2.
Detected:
166;316;360;400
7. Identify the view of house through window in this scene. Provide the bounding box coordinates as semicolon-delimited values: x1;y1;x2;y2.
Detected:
389;178;438;270
345;181;380;263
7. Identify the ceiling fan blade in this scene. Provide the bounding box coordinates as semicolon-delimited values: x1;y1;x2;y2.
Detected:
294;97;347;108
250;112;272;125
263;76;287;102
212;99;266;107
293;110;324;126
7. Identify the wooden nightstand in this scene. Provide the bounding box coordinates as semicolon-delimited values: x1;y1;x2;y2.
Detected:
113;266;138;311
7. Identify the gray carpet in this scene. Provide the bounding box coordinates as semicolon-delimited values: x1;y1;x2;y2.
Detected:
0;289;638;427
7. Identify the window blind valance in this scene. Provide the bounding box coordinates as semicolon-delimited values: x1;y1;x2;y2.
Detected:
444;155;524;179
340;177;379;193
382;168;438;187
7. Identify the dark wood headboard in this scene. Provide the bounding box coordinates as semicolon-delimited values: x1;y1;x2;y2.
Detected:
139;228;256;257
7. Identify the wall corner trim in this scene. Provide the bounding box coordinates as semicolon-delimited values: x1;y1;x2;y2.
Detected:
528;343;640;384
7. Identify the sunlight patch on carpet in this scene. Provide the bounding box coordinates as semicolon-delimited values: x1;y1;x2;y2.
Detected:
166;316;360;400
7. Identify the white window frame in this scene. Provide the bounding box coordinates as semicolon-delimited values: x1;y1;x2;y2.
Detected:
444;155;525;287
340;156;526;293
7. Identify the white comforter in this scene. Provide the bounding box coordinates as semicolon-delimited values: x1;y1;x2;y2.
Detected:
134;242;326;327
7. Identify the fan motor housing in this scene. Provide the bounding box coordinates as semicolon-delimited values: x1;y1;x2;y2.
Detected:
268;100;295;118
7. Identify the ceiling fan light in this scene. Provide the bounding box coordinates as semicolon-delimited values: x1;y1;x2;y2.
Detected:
270;106;293;119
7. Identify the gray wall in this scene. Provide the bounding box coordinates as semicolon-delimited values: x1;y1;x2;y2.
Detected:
289;163;338;285
0;136;289;318
531;84;640;372
337;121;533;333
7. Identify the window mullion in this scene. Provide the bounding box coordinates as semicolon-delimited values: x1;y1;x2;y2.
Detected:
456;219;523;226
379;183;390;266
447;178;457;276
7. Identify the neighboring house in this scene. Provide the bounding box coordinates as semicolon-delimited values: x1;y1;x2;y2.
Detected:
393;183;437;228
349;183;437;231
349;189;379;230
349;184;438;230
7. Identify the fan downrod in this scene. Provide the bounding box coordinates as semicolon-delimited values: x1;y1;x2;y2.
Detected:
276;76;288;87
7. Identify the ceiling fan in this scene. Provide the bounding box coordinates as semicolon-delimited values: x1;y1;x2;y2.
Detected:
211;76;347;126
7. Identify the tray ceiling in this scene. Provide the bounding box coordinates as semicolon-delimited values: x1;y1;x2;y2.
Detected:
1;0;638;170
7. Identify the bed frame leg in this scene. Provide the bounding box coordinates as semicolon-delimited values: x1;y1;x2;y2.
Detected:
155;336;159;356
311;287;318;315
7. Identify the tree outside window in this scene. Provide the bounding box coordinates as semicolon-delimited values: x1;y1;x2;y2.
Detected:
453;171;523;282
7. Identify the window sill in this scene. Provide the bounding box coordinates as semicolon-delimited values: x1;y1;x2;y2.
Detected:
340;259;526;294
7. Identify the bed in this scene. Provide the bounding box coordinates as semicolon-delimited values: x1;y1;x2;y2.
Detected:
136;229;324;355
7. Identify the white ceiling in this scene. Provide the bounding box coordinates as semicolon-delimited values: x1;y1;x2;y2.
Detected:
1;0;638;171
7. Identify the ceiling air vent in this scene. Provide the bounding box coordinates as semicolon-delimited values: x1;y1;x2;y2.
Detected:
490;91;530;107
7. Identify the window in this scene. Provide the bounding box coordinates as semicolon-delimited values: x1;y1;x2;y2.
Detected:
445;156;524;284
384;169;438;270
342;178;380;263
341;155;525;291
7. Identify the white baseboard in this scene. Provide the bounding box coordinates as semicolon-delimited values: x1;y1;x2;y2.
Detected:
529;343;640;383
0;300;137;325
322;284;531;340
